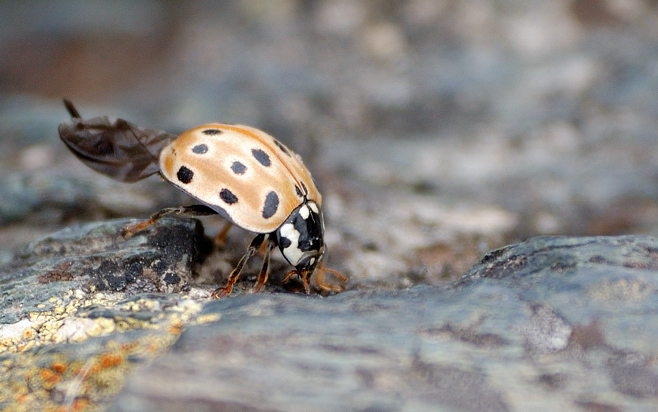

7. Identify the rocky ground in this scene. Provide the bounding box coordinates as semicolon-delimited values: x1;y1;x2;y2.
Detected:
2;0;658;411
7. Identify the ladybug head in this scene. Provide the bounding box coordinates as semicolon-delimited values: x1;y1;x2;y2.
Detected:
275;200;326;284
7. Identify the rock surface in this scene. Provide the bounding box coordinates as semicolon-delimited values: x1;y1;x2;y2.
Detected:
6;229;658;411
107;235;658;412
2;217;205;324
0;218;213;411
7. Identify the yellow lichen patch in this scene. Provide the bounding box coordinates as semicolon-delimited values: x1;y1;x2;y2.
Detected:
195;313;221;324
0;291;128;354
0;287;222;411
1;333;179;412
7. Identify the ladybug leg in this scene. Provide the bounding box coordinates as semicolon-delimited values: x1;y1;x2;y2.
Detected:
282;269;299;284
282;269;311;294
214;221;233;247
257;239;269;255
300;270;312;294
211;233;266;298
252;240;276;293
122;204;218;238
316;265;347;293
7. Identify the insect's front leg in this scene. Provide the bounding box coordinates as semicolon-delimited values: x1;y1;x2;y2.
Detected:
122;204;218;238
253;240;276;293
315;266;347;292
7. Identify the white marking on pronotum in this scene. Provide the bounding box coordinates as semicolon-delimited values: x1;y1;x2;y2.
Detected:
280;223;303;265
308;202;319;214
299;204;310;219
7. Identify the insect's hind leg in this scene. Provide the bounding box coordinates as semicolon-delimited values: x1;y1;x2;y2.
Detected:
214;221;234;247
122;204;218;238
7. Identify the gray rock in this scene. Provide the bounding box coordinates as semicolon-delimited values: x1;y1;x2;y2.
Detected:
0;172;95;224
110;289;511;412
0;217;205;324
110;236;658;412
0;171;186;225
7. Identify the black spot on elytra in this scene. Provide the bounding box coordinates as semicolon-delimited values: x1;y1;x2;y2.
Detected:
252;149;271;167
192;144;208;154
177;166;194;184
262;191;279;219
203;129;222;135
274;139;291;156
219;188;238;205
278;236;292;248
295;185;304;197
231;161;247;175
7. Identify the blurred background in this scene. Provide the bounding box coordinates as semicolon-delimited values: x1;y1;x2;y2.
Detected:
2;0;658;284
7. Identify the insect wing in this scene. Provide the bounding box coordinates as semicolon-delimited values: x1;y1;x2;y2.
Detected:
58;103;176;182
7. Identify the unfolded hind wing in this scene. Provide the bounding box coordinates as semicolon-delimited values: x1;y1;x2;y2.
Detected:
58;99;176;183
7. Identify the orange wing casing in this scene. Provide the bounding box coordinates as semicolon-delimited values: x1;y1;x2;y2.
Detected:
159;124;320;234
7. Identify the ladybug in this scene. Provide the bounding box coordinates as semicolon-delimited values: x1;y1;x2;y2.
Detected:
58;100;345;297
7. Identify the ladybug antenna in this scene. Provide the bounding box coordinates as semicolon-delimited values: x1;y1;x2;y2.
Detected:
62;99;81;119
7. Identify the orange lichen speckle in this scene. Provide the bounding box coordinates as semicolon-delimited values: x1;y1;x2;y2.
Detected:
40;368;54;381
51;361;67;374
100;354;123;368
168;324;182;335
72;398;90;411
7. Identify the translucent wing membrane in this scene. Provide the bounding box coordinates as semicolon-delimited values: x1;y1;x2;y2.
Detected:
58;99;177;183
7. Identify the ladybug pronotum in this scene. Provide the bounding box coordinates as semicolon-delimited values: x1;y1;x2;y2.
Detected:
58;100;345;297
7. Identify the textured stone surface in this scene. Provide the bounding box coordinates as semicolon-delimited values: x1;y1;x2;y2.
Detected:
0;217;214;411
0;217;205;329
110;235;658;412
